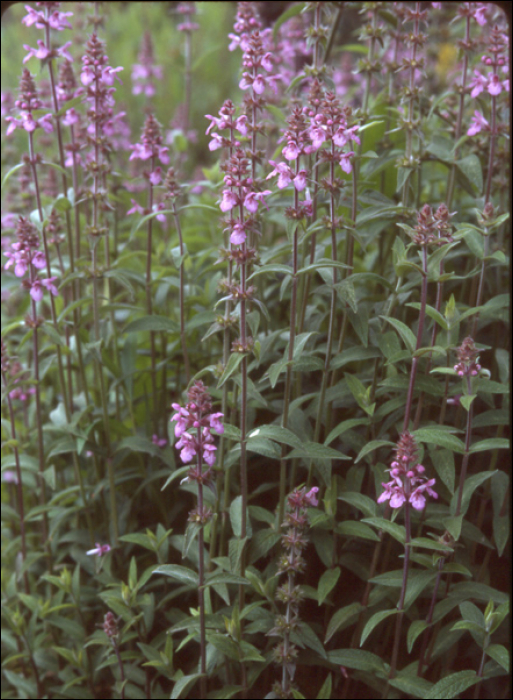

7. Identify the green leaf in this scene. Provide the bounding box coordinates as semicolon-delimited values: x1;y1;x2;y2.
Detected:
325;418;369;446
362;518;405;544
456;154;483;194
360;609;397;646
486;644;510;672
316;673;332;700
469;438;509;453
389;674;434;698
380;316;417;353
171;673;203;699
407;620;428;653
230;495;252;539
325;602;363;644
285;442;350;461
205;571;250;588
116;435;160;458
327;648;385;673
2;163;25;190
123;315;178;333
337;521;381;542
409;537;454;552
403;571;438;610
451;470;497;517
337;492;377;518
318;567;341;606
268;358;287;389
431;448;455;494
413;428;465;454
355;439;395;463
217;352;245;388
247;425;302;450
424;670;479;699
247;263;293;280
152;565;198;588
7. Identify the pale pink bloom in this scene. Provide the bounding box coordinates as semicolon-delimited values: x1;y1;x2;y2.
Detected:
261;52;274;71
220;190;238;212
467;110;489;136
209;413;224;434
339;151;355;174
149;167;162;185
470;70;486;98
175;432;196;463
23;6;73;31
283;141;300;160
304;487;319;507
230;223;246;245
473;4;488;25
208;133;224;151
235;115;248;135
410;479;438;510
101;66;123;86
293;170;307;191
127;199;144;216
152;434;168;448
171;404;191;437
487;74;503;96
86;543;111;557
202;443;217;466
62;108;79;126
267;161;293;189
244;190;271;213
309;125;326;149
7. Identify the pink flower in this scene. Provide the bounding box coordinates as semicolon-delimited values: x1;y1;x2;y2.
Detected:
202;443;217;466
293;170;307;191
127;199;144;216
283;141;300;160
22;6;73;31
304;487;319;507
149;167;162;185
171;404;191;437
230;223;247;245
220;190;238;212
487;74;503;96
208;133;224;151
339;151;355;174
473;4;488;25
152;434;168;448
410;479;438;510
62;108;79;126
467;110;489;136
175;432;197;463
209;412;224;434
101;66;123;86
235;115;248;135
42;277;59;297
244;190;271;213
86;543;111;557
470;70;486;98
267;161;293;189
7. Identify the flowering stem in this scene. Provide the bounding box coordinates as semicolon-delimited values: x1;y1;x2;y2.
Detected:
196;456;207;698
455;375;473;517
1;361;29;594
402;3;421;207
309;149;338;485
403;246;428;432
172;200;191;384
279;174;299;525
388;502;411;683
145;156;158;433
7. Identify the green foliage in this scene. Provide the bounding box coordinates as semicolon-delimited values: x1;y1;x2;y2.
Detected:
1;2;510;699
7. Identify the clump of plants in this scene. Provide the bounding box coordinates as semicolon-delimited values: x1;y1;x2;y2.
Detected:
1;2;510;699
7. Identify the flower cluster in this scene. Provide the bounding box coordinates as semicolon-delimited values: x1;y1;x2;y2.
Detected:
176;1;199;34
4;217;58;302
467;23;509;136
378;432;438;511
22;2;73;32
454;336;482;377
411;203;454;246
308;91;359;174
219;148;271;245
5;68;53;137
171;381;224;469
80;32;123;153
86;542;111;557
129;114;169;180
270;485;319;697
205;99;248;152
131;31;162;98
